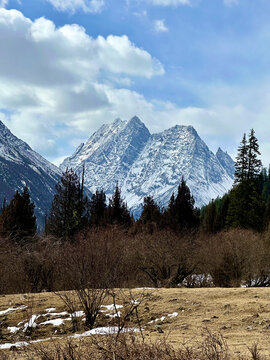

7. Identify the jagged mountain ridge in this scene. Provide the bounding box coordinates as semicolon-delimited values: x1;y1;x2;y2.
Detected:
0;120;61;227
61;117;151;196
61;116;235;214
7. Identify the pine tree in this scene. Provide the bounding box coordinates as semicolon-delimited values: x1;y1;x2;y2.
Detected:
0;186;36;242
247;129;262;180
166;177;199;232
107;183;131;226
226;181;265;232
46;168;88;239
139;196;162;225
89;189;107;227
202;200;217;233
234;133;248;184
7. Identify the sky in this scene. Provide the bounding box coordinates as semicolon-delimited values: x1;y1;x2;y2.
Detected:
0;0;270;166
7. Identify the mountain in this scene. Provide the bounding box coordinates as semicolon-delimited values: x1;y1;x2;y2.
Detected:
61;116;235;215
0;120;61;227
61;117;151;196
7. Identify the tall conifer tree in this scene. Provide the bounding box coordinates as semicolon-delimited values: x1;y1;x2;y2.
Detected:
46;168;88;239
166;177;199;231
0;186;36;241
234;133;248;184
247;128;262;180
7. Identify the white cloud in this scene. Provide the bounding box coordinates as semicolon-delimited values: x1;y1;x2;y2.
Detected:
224;0;239;6
45;0;105;13
0;8;164;161
154;19;169;33
147;0;190;6
0;0;8;7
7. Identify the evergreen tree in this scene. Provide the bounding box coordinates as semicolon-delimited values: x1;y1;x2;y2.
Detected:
139;196;162;225
166;177;199;232
0;186;36;241
89;189;107;227
107;183;131;226
226;181;265;232
247;129;262;180
202;200;217;233
234;133;248;184
46;168;88;239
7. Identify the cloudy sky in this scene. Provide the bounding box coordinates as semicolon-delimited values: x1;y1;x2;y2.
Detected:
0;0;270;165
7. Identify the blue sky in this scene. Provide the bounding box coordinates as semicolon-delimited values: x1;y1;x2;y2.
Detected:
1;0;270;165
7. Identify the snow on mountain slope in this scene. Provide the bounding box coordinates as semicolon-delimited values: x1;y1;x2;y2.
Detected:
216;147;235;179
60;116;151;195
0;120;61;227
123;125;233;214
61;117;235;214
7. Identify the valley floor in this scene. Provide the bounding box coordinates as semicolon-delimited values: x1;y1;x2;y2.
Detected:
1;288;270;358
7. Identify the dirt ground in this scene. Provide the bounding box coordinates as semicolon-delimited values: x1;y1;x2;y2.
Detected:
1;287;270;358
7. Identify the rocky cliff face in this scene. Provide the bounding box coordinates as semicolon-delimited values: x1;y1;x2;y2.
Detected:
61;117;235;215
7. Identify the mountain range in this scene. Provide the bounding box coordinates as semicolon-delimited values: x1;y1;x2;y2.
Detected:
0;117;235;223
61;116;235;215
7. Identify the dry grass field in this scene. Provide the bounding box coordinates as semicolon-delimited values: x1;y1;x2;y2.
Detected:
1;288;270;358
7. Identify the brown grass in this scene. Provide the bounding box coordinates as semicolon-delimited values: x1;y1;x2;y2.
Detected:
1;288;270;358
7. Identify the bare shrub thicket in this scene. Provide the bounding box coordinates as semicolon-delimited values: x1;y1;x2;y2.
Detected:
55;227;138;329
1;227;270;294
195;229;270;287
136;230;196;287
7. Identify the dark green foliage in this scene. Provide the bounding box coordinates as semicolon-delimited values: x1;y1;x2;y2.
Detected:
201;200;217;233
89;190;107;227
247;129;262;180
46;168;88;239
201;195;230;233
139;196;162;225
226;180;265;232
0;186;36;241
202;129;266;233
107;183;131;226
166;177;199;232
234;129;262;184
234;133;248;184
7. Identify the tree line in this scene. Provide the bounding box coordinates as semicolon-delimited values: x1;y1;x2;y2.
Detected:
0;128;268;242
201;129;270;233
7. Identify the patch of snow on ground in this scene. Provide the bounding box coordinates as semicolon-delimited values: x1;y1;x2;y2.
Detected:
168;312;178;318
23;314;39;332
40;318;69;326
0;341;29;350
71;327;139;338
101;304;123;311
45;308;56;313
7;326;20;333
0;305;27;316
149;312;178;324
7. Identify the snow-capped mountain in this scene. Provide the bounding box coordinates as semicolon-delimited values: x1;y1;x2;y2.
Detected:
61;117;151;196
61;116;235;214
0;120;61;227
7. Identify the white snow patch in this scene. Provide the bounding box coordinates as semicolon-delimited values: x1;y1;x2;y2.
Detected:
0;341;28;350
71;326;139;338
101;304;123;311
45;307;56;313
7;326;20;333
0;305;27;316
40;318;69;326
168;312;178;318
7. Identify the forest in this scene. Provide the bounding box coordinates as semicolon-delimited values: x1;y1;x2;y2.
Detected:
1;129;270;294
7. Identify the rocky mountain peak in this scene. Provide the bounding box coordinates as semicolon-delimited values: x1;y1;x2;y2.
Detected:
61;117;235;214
